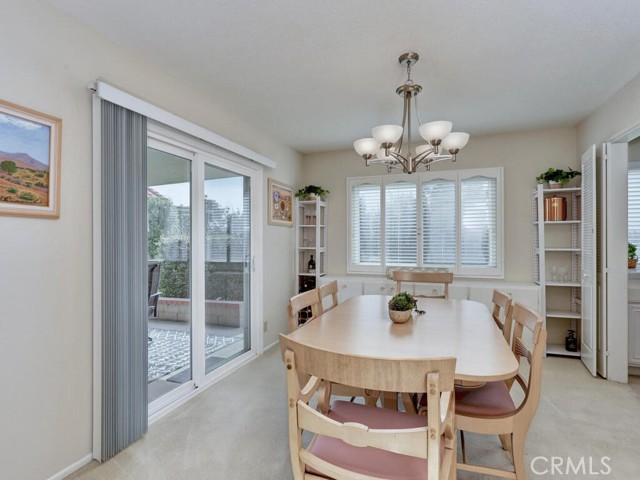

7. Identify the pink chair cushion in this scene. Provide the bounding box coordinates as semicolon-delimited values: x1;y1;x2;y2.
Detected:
455;381;516;417
307;400;439;480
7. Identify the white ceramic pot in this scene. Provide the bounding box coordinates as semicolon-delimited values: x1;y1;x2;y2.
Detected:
389;309;412;324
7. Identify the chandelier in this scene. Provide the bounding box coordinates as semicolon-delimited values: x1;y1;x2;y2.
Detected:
353;52;470;174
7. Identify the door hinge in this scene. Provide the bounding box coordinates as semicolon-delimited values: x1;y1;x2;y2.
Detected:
604;350;610;357
251;256;256;272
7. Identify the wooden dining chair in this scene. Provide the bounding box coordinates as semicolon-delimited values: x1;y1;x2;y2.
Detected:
280;333;457;480
455;302;546;480
492;289;514;344
288;289;322;332
318;280;339;313
288;288;378;405
393;270;454;299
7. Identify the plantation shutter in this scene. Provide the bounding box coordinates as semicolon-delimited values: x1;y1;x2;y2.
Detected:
628;167;640;248
385;181;417;266
460;175;498;268
351;182;381;265
422;177;456;266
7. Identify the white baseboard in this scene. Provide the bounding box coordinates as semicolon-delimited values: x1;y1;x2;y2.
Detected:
629;365;640;376
264;339;279;351
47;454;93;480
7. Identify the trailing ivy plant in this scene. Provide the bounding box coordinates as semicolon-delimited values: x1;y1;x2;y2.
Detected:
295;185;330;199
536;167;581;184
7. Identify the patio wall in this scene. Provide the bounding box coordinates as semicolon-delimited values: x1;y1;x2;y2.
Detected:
157;297;243;327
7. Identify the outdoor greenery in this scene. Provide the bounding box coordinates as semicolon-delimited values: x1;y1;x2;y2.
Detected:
629;243;637;260
158;260;244;301
388;291;417;312
295;184;330;199
536;167;581;184
147;195;173;259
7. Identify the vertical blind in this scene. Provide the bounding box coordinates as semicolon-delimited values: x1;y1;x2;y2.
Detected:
351;183;381;265
348;168;502;275
101;100;148;460
629;167;640;248
385;182;417;265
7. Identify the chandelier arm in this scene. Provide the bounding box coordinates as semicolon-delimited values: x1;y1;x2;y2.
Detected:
406;92;412;163
396;91;410;154
414;94;423;126
387;149;410;171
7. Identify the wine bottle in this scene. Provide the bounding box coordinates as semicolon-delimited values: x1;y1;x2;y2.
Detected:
308;255;316;274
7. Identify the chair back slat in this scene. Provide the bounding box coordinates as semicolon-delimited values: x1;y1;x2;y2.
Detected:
288;290;322;332
318;280;339;313
491;290;513;343
392;271;453;299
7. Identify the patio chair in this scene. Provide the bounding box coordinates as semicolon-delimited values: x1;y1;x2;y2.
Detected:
148;261;162;318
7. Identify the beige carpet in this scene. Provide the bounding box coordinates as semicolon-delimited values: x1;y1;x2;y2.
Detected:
69;347;640;480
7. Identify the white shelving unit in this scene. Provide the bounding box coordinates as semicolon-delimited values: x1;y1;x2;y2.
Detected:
295;197;328;299
532;184;582;358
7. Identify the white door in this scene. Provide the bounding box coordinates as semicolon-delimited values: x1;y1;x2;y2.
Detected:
603;143;628;383
581;145;597;376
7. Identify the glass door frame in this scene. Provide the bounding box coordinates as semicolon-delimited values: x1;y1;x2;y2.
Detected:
147;123;264;419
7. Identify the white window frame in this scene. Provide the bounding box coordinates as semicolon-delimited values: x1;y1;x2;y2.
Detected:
347;167;504;278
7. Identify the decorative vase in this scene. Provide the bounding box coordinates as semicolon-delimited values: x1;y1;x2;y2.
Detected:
629;258;638;269
548;181;563;189
389;309;412;324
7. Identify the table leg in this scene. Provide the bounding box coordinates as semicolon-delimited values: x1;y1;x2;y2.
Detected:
382;391;398;410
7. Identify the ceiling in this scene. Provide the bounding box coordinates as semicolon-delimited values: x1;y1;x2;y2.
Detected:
47;0;640;153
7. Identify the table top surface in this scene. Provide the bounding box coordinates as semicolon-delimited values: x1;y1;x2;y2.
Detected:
285;295;519;382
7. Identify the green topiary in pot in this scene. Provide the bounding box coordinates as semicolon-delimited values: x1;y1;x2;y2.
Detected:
388;291;417;323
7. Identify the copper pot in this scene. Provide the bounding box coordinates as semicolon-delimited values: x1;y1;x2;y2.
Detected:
544;196;567;221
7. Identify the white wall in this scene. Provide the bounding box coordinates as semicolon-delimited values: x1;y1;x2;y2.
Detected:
577;72;640;152
0;1;300;479
301;127;577;282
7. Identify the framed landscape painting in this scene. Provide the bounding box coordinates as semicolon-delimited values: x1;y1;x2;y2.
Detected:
0;99;62;218
267;178;293;226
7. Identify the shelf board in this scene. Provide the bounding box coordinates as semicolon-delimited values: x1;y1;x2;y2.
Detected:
298;200;327;206
544;220;581;224
298;247;325;251
546;310;581;319
543;281;581;287
298;225;327;227
542;187;581;193
545;248;581;252
298;272;326;277
546;344;581;357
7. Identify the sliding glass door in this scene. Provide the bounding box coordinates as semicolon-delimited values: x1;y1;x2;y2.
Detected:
146;130;260;412
147;142;194;406
203;164;251;374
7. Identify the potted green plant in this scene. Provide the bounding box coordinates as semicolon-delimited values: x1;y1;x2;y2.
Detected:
388;291;417;324
295;185;330;200
536;167;581;188
629;243;637;269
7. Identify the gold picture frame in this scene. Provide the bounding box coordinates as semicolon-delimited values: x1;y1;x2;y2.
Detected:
267;178;293;227
0;99;62;219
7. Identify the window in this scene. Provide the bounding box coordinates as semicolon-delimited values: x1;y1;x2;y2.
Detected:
629;165;640;248
347;167;503;277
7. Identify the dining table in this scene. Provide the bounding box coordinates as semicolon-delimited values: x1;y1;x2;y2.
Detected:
285;294;519;406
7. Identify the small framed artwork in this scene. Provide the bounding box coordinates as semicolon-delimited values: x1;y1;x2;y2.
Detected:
267;178;293;227
0;99;62;219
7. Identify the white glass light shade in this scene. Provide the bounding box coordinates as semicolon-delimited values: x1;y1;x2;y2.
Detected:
419;121;453;142
415;144;434;157
372;125;403;144
442;132;470;151
354;138;380;156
